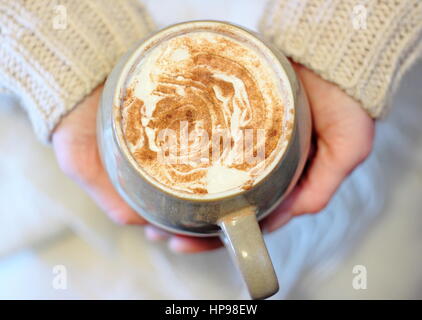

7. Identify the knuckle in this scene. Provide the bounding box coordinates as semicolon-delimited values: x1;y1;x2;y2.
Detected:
56;148;99;184
53;130;99;183
360;139;373;161
354;143;372;166
355;128;375;164
308;198;330;214
57;152;81;179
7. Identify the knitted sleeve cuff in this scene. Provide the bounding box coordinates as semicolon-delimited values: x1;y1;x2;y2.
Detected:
259;0;422;118
0;0;154;143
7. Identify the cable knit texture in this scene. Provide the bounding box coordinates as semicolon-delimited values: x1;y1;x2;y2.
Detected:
0;0;154;143
260;0;422;117
2;1;422;143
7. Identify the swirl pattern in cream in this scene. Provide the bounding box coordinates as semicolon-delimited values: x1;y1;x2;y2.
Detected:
121;31;292;196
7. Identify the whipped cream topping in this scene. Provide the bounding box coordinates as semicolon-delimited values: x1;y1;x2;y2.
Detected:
121;30;293;196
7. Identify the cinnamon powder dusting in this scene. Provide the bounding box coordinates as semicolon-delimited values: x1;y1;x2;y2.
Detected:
120;31;292;195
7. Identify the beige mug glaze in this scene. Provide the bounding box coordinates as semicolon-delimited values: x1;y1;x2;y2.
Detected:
97;21;311;299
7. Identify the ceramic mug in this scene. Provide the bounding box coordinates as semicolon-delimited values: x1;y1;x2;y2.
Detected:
97;21;311;299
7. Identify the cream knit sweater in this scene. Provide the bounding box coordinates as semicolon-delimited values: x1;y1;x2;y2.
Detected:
1;0;421;143
260;0;422;118
0;0;153;143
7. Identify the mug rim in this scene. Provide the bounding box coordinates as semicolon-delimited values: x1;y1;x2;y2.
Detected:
111;20;297;202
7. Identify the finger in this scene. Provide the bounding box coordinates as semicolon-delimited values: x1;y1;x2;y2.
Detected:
261;142;316;233
168;235;223;253
263;135;369;232
82;167;147;225
281;139;360;217
145;225;171;241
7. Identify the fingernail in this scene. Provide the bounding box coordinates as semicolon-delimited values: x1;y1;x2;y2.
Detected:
168;237;184;253
144;226;169;242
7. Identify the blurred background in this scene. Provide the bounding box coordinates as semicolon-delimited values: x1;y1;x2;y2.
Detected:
0;0;421;299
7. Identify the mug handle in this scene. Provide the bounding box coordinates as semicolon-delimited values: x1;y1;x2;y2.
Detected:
218;206;279;299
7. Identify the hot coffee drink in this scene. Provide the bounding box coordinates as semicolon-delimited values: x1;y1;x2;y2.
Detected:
121;26;294;196
100;21;312;299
